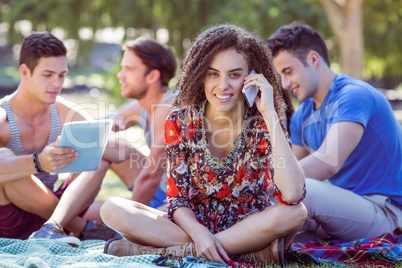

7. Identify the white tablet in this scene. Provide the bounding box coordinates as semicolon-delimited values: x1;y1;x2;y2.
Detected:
51;119;112;174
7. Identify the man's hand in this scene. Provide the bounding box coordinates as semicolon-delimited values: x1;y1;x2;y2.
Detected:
105;114;126;132
38;137;78;172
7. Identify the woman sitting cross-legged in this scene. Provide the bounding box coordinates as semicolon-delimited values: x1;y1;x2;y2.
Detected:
100;24;307;266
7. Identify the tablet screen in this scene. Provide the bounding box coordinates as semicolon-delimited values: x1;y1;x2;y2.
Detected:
51;119;112;174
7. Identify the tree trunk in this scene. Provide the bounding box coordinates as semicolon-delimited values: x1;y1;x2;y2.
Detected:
320;0;364;80
199;0;207;26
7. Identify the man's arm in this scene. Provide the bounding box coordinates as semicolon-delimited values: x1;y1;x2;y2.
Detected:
106;101;143;131
0;148;38;182
292;144;310;161
102;131;137;164
131;105;170;204
0;103;78;182
298;121;364;181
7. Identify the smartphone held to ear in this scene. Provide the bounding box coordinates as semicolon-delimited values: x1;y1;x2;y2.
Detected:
242;70;259;107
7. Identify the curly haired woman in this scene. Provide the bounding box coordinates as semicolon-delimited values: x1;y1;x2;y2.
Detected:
100;24;307;266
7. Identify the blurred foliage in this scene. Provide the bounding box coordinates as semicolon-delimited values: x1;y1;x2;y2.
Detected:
0;0;401;93
363;0;402;88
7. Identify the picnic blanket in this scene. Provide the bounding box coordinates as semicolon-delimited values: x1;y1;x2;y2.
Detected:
289;227;402;267
0;227;401;267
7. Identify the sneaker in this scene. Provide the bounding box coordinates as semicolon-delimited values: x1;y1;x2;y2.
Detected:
79;220;122;241
28;222;81;247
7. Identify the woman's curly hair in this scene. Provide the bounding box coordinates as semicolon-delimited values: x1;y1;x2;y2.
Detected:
173;24;287;117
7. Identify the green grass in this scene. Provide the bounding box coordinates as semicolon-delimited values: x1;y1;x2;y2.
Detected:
95;170;132;201
57;169;132;202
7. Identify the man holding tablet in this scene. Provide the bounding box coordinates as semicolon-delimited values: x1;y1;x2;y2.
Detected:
29;37;177;245
0;32;122;244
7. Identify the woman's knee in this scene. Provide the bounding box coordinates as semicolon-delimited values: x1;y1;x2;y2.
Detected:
265;203;307;232
280;203;307;228
100;197;124;224
100;197;144;224
293;202;308;225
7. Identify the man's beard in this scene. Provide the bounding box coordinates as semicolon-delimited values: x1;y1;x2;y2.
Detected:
124;86;147;100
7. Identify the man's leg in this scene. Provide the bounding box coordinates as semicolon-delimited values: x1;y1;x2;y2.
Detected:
110;148;145;189
301;178;397;241
0;175;58;219
47;160;111;235
0;175;59;239
30;159;121;245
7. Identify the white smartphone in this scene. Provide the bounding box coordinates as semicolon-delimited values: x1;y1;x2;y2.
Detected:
242;70;259;107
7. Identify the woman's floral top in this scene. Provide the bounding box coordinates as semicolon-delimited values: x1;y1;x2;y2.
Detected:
165;101;297;234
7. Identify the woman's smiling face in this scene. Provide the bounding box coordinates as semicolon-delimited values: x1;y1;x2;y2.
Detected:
203;48;249;116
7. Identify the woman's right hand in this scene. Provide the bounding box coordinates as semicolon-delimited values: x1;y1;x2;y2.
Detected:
191;228;230;264
172;207;231;264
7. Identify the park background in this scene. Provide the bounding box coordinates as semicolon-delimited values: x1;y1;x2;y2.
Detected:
0;0;401;202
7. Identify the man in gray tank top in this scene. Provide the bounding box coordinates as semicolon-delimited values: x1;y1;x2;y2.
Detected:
29;37;177;245
104;37;177;209
0;32;131;246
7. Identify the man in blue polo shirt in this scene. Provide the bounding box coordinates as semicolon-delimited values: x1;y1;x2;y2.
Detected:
267;22;402;241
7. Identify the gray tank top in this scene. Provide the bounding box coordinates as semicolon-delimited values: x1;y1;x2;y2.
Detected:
3;99;61;191
137;91;177;193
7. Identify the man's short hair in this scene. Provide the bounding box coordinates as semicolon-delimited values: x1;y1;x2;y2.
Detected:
123;37;177;86
267;22;330;66
19;32;67;73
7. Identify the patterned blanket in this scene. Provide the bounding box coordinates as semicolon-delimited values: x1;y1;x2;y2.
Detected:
0;228;401;267
289;227;402;267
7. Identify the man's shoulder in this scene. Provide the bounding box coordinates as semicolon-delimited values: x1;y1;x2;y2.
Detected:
332;74;378;97
0;96;10;126
0;96;6;106
329;76;384;111
55;96;92;123
160;90;177;104
55;95;80;110
0;106;7;124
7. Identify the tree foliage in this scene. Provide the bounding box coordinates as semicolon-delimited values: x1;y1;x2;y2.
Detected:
0;0;400;88
363;0;402;88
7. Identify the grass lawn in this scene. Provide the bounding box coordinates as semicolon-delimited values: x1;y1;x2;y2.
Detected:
95;170;133;201
56;169;132;202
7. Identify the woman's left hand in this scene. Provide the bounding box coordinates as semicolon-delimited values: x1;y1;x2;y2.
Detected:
243;72;275;116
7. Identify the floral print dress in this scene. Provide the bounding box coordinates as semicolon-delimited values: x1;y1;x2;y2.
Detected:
165;101;294;234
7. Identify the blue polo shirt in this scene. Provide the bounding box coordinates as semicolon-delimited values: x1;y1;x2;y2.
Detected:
291;74;402;209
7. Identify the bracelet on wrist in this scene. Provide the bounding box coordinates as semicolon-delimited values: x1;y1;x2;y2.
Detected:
33;152;44;173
